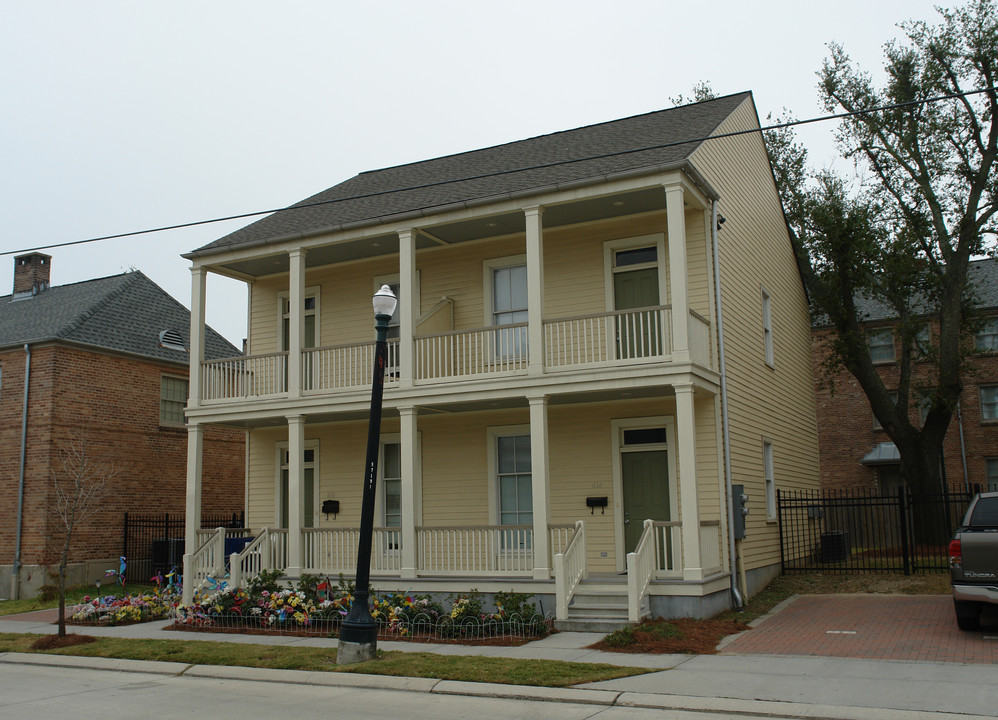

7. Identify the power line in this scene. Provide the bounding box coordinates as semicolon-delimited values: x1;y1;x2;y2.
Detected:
2;86;992;259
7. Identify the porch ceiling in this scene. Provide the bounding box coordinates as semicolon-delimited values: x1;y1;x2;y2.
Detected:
209;186;671;280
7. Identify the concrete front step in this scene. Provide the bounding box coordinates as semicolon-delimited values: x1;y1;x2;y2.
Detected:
566;603;630;619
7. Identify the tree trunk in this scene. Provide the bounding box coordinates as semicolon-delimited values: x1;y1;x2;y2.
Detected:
57;534;71;638
899;441;951;547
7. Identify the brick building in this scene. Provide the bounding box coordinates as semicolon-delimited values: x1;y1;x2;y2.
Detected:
814;258;998;494
0;253;245;598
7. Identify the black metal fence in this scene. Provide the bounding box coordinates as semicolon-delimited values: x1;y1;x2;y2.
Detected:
778;485;980;575
123;511;245;581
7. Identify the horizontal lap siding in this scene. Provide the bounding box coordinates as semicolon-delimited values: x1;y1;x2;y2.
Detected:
690;97;820;572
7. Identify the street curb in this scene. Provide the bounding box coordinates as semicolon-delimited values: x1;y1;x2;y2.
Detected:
716;593;800;651
0;652;188;676
432;679;620;705
183;664;440;692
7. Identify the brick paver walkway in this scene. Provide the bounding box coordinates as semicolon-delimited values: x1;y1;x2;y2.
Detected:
723;594;998;664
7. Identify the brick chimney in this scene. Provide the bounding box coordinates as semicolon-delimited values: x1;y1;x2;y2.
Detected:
13;253;52;296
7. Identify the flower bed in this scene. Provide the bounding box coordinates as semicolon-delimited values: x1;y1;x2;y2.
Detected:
68;590;180;626
172;573;549;644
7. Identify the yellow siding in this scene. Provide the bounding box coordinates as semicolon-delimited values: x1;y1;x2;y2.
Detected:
690;96;821;575
245;211;712;351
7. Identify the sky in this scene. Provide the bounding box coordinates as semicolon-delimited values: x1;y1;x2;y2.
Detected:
0;0;947;346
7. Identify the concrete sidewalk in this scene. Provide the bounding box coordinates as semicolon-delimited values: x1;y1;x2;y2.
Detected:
1;603;996;717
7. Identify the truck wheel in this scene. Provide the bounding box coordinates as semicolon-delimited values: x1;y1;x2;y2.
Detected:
954;600;981;631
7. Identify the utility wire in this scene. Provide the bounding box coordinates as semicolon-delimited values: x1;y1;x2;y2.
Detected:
2;86;992;259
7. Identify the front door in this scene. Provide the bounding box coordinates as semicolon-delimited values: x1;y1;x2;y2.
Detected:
622;450;670;552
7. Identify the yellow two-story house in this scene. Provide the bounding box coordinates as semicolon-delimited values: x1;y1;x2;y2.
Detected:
181;92;819;625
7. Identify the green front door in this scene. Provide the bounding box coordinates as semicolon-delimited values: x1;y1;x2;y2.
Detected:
280;467;314;529
621;449;670;553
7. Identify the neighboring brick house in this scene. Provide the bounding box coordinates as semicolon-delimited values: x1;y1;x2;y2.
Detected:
0;253;245;598
813;258;998;494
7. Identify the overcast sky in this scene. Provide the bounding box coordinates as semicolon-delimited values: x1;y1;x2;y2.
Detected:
1;0;945;346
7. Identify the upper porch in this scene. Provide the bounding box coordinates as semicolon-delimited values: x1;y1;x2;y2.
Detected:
187;173;721;414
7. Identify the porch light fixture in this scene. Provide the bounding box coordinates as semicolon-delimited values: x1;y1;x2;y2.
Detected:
338;284;397;665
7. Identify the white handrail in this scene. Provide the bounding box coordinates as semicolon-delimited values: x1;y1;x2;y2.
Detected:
626;519;656;622
554;520;587;620
416;525;534;575
414;324;528;380
189;526;227;596
544;305;671;368
229;528;273;589
302;527;402;574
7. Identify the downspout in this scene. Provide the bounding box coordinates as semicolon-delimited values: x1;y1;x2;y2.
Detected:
712;201;744;609
956;401;969;491
12;344;31;600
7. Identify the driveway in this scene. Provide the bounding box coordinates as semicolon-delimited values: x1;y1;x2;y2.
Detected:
721;594;998;664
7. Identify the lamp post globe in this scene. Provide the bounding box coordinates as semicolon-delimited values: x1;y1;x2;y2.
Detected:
337;284;397;665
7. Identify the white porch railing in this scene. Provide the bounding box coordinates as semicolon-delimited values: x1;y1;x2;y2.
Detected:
688;310;712;367
229;528;272;589
652;520;683;578
188;526;227;596
699;520;722;573
626;519;657;622
544;306;671;369
549;523;576;557
414;324;528;381
416;525;533;575
303;340;399;392
201;352;288;401
302;527;402;574
553;521;586;620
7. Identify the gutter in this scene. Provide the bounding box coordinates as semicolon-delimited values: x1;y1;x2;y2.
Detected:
712;201;744;610
12;344;30;600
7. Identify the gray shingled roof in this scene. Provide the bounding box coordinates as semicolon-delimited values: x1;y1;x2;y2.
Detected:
817;258;998;326
191;92;752;256
0;271;239;362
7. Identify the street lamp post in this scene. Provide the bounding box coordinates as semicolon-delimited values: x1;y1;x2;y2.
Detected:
337;284;397;665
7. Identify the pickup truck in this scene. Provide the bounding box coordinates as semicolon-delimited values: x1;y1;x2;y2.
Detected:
949;491;998;631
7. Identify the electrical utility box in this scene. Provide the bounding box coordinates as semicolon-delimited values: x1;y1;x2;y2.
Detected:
732;483;749;540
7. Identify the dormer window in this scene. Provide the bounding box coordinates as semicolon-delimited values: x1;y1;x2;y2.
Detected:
159;329;187;352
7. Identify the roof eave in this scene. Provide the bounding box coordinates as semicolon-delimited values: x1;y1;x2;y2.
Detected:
184;159;719;261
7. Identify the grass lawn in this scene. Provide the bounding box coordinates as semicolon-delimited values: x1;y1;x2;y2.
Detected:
0;633;648;687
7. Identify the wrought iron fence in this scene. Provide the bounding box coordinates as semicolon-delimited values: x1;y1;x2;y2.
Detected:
123;511;245;582
778;485;980;575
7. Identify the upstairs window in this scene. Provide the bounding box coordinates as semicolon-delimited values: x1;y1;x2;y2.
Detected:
867;328;895;364
981;386;998;421
160;375;188;426
976;319;998;352
485;257;528;359
761;288;774;366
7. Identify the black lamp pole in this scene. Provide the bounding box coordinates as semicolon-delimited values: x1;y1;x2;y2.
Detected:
338;285;396;663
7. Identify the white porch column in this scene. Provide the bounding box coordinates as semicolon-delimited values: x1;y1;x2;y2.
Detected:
528;395;551;579
525;206;545;376
665;184;690;362
399;405;420;578
287;249;306;399
675;383;703;581
286;414;305;576
182;423;204;605
188;266;206;410
398;229;416;390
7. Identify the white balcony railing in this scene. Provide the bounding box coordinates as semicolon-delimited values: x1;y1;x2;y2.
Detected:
544;306;671;369
415;323;528;381
688;310;713;367
416;525;534;575
303;340;399;393
201;352;288;401
198;308;712;402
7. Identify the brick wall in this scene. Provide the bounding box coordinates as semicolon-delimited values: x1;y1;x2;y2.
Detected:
813;326;998;492
0;343;244;570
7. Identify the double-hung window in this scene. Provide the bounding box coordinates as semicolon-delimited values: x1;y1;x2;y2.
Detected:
487;258;528;360
761;288;774;366
496;432;532;549
160;375;188;426
763;441;776;520
867;328;895;363
976;319;998;352
981;386;998;421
